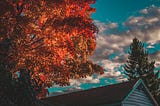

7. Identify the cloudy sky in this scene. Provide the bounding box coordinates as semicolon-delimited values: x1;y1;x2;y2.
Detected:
49;0;160;96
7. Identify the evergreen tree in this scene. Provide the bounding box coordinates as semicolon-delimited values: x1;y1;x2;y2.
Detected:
124;37;160;96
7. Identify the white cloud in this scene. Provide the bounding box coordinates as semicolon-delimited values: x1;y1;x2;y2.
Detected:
127;16;144;25
108;23;118;29
69;76;100;87
140;9;148;14
116;77;128;82
90;5;160;83
100;60;121;71
49;5;160;95
94;20;108;33
155;61;160;68
94;20;118;33
147;17;159;23
48;86;82;96
92;5;160;63
98;71;121;79
147;45;155;49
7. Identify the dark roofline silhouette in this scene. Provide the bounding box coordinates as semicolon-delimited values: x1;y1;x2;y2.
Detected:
42;80;138;105
42;79;158;106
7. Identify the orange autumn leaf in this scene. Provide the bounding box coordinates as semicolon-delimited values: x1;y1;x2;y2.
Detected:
39;73;46;82
0;0;104;98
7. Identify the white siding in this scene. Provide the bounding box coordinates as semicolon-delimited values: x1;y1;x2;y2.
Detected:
122;84;154;106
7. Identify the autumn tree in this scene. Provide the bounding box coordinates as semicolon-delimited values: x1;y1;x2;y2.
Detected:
124;37;160;96
0;0;104;98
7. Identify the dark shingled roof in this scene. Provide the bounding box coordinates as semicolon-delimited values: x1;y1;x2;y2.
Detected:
42;80;138;106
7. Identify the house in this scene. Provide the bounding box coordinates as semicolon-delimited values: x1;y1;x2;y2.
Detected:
42;79;158;106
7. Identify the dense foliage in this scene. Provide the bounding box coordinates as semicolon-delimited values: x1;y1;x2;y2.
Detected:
124;37;160;96
0;0;104;98
0;64;40;106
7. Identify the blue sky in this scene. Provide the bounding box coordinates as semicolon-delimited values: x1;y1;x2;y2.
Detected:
49;0;160;96
92;0;160;22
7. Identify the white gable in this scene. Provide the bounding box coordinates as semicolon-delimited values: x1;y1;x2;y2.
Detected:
122;81;157;106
